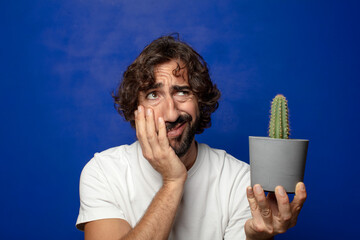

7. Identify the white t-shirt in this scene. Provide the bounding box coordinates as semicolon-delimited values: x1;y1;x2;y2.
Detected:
76;141;251;239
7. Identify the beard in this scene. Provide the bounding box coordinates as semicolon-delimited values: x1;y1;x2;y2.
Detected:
166;114;199;157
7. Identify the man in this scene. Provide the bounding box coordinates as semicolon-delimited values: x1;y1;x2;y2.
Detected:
76;35;307;240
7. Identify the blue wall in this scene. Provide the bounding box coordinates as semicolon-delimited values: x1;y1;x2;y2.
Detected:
1;0;359;239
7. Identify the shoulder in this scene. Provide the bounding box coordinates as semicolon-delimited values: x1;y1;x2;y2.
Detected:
198;143;250;174
94;142;138;161
80;142;139;181
77;144;139;230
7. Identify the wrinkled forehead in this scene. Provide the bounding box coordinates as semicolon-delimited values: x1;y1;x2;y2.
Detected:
153;60;189;84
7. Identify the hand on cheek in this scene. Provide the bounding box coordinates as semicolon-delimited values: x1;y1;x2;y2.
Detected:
134;105;187;184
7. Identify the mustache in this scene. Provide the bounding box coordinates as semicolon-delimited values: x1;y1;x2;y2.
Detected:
166;114;192;131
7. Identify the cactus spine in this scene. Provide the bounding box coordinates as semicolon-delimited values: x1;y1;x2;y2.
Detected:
268;94;290;139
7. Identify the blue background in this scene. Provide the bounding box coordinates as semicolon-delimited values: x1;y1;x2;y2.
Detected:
1;0;359;239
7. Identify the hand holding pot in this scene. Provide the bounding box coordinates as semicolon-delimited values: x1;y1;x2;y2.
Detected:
244;182;307;240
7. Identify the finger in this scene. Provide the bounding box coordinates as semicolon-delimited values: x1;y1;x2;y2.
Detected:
247;186;259;214
291;182;307;210
253;184;273;225
135;106;146;142
135;106;153;159
157;117;170;148
275;186;292;228
247;186;266;224
289;182;307;227
145;108;160;147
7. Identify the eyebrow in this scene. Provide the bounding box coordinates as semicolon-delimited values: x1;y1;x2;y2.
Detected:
146;83;191;92
147;82;163;90
172;85;191;92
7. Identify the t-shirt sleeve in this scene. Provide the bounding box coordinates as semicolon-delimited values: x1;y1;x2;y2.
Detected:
224;167;252;239
76;155;127;231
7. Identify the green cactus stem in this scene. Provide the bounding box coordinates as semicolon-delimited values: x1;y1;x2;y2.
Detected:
268;94;290;139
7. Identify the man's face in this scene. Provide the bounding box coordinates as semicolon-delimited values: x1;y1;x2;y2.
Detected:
138;60;199;157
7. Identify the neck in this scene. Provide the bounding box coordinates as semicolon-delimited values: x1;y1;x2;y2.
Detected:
180;140;198;171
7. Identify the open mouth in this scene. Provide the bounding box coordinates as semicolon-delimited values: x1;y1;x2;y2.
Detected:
165;114;192;138
167;122;186;138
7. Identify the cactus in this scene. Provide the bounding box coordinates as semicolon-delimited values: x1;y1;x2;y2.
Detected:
268;94;290;139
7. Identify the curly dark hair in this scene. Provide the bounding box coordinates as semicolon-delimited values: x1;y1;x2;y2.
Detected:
112;34;221;134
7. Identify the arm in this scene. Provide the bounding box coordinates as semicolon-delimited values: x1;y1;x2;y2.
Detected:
122;179;185;239
84;181;184;240
85;106;187;240
245;182;307;240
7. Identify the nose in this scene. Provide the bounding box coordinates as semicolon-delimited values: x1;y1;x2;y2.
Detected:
163;96;180;123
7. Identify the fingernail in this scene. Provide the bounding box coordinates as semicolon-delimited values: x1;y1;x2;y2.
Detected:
247;186;254;195
254;184;262;194
299;182;306;191
158;117;164;124
138;106;142;112
277;186;285;196
134;110;138;116
146;108;152;116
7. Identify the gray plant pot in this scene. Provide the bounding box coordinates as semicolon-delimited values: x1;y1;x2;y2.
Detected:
249;136;309;193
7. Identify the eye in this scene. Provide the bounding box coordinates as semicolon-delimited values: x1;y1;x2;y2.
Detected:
146;91;158;100
177;91;189;96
